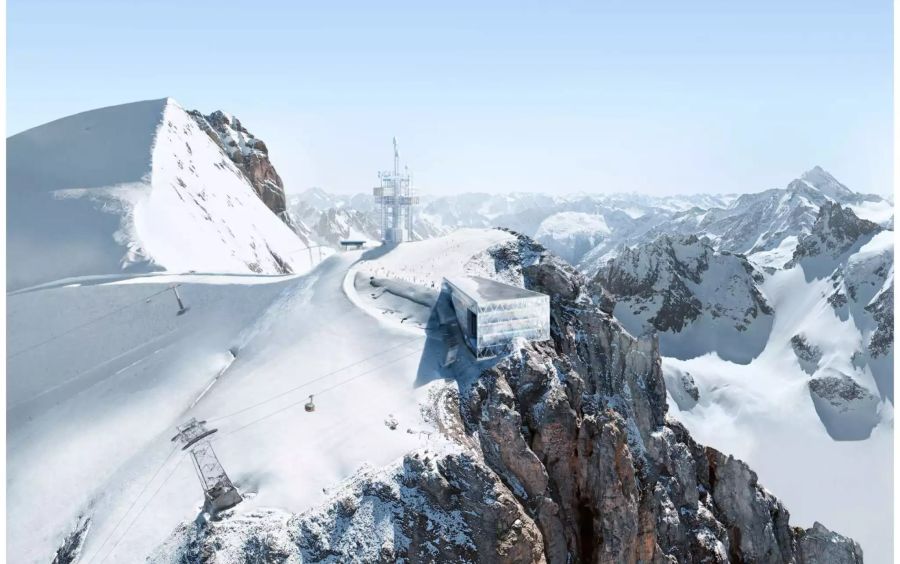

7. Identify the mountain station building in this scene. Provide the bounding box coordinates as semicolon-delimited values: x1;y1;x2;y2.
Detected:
443;276;550;359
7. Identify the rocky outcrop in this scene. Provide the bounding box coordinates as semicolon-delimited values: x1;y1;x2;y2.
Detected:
52;515;91;564
789;203;880;266
663;365;700;410
866;283;893;357
791;334;823;375
595;233;774;364
458;233;860;562
188;110;292;226
152;448;546;564
797;522;865;563
598;234;772;335
808;373;880;441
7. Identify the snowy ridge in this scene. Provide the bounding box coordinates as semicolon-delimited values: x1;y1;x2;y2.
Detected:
7;98;316;290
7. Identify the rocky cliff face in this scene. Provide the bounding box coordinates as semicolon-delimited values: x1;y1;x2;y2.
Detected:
595;234;773;364
463;234;860;562
789;203;880;266
188;110;292;226
598;234;772;335
153;233;862;563
866;283;893;357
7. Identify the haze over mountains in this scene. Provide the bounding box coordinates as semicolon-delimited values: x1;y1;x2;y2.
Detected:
6;99;892;562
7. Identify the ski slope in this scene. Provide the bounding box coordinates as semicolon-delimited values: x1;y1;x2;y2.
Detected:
7;98;316;292
7;230;509;563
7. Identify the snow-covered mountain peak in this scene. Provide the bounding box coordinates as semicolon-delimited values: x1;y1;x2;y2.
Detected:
799;165;855;200
7;98;316;290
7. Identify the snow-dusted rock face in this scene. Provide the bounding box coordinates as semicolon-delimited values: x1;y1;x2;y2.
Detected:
7;98;314;290
154;232;862;562
791;334;823;375
188;109;291;226
663;364;701;410
866;283;893;358
460;235;860;562
789;202;881;268
597;234;773;363
788;205;894;400
152;449;545;563
808;373;881;441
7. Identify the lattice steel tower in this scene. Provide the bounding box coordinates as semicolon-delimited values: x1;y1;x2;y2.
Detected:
172;418;243;513
373;138;418;243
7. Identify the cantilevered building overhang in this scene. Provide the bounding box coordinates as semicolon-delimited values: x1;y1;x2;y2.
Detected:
443;276;550;359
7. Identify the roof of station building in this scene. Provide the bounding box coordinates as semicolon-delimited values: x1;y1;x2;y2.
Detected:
443;275;548;305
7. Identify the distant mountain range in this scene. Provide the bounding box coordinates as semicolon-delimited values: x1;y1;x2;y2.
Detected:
290;166;892;276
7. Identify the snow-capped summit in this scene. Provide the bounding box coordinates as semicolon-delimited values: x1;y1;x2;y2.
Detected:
799;165;856;200
7;98;316;290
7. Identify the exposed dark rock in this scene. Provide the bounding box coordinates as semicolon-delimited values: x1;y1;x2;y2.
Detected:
808;373;880;441
188;110;292;227
52;515;91;564
866;284;893;358
595;235;773;344
790;334;823;375
789;203;880;266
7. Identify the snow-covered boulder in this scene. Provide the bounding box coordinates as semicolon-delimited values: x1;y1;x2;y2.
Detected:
597;234;773;363
808;372;881;441
7;98;314;290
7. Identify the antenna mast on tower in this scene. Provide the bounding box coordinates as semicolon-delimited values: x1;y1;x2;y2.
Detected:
373;138;418;243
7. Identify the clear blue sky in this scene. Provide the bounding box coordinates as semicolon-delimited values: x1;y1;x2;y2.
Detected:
8;0;893;196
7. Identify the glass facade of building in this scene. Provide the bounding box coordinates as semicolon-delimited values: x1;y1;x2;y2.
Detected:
444;276;550;359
